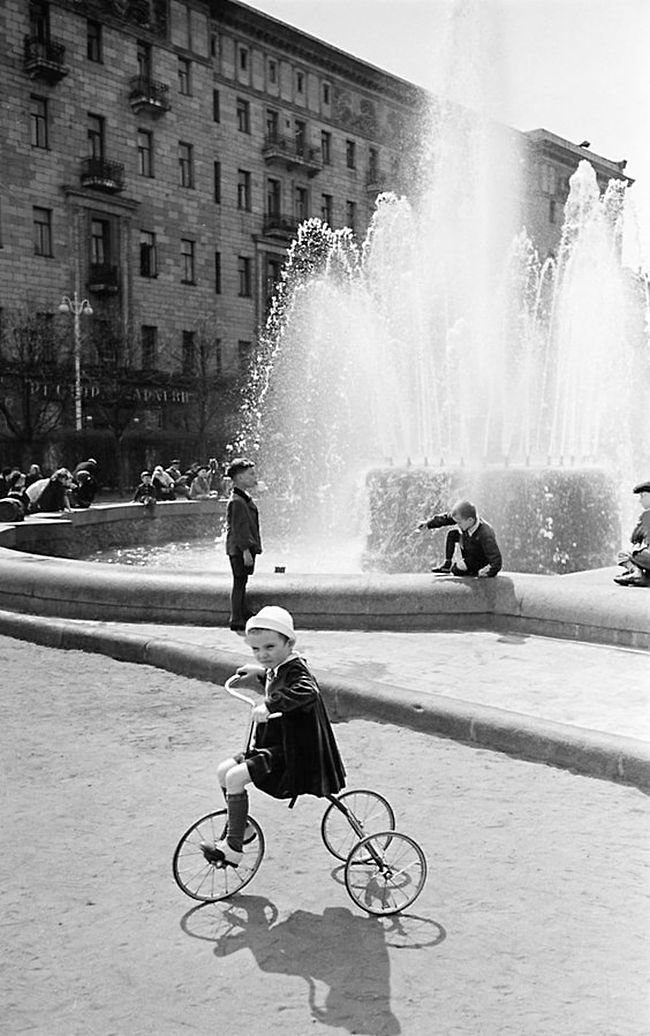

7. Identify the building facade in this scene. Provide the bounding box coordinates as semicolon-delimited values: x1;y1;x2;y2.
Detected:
0;0;634;478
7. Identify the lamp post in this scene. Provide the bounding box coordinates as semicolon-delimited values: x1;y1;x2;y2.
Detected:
59;291;93;431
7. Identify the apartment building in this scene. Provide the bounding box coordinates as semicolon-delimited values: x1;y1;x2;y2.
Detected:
0;0;633;466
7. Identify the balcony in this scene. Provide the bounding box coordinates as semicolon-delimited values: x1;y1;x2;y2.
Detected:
87;264;120;294
128;75;171;115
23;35;69;83
262;213;299;238
80;157;125;193
366;169;390;195
262;135;323;178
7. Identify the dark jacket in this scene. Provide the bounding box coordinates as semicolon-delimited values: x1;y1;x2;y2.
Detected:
225;487;262;556
36;479;70;513
0;493;27;522
426;512;502;576
133;482;156;505
630;508;650;571
252;656;346;800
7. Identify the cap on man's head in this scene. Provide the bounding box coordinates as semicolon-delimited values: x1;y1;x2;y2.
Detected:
633;480;650;494
170;458;181;465
245;606;295;642
226;457;254;480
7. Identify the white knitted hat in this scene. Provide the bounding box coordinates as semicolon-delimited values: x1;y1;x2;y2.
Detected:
245;606;295;642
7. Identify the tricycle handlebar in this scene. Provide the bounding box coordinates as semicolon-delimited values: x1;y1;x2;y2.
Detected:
224;674;281;720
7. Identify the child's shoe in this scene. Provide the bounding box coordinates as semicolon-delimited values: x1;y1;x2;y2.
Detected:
431;561;452;575
201;839;242;867
217;820;257;844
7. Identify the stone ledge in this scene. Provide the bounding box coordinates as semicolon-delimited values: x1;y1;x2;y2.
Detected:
1;608;647;791
0;504;648;648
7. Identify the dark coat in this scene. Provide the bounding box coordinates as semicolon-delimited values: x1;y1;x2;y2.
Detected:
630;509;650;571
226;487;262;556
251;657;346;800
426;512;503;576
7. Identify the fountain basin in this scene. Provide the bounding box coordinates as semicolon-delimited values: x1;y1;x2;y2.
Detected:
0;503;648;648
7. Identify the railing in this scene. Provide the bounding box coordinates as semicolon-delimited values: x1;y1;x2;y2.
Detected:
366;168;389;192
80;157;125;193
263;213;299;236
128;75;171;113
87;264;120;293
262;134;323;176
23;35;68;81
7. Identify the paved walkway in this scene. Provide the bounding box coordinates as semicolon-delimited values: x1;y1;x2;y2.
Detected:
2;636;648;1036
62;618;650;743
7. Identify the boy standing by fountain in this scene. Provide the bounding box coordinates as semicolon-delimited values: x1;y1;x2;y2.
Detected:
225;458;262;631
417;499;502;577
614;481;650;587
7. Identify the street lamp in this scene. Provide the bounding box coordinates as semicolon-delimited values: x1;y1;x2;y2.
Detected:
59;291;93;431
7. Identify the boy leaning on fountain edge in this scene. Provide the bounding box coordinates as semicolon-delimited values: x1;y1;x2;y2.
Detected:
614;481;650;588
416;499;502;578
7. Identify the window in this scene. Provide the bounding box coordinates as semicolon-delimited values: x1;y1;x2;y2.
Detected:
239;46;248;71
266;108;278;140
90;218;109;264
322;82;330;105
141;325;157;368
214;251;221;294
213;160;221;203
137;129;153;177
368;147;379;181
237;169;251;211
182;330;195;373
87;19;102;62
321;131;331;165
346;139;356;169
266;178;281;216
238;256;252;297
549;198;557;224
33;207;52;256
296;70;304;94
180;238;195;283
236;98;250;133
540;163;557;195
295;186;308;222
140;230;157;277
210;33;218;58
212;88;220;122
178;142;193;188
30;1;50;42
137;40;151;78
294;120;305;156
265;255;282;309
238;340;252;372
30;95;48;149
178;57;191;95
268;59;277;84
345;200;356;231
321;193;332;224
88;113;104;159
215;338;223;376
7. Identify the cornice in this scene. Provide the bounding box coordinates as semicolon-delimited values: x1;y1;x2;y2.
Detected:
211;0;427;109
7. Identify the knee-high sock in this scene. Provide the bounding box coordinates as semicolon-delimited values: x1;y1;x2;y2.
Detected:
226;791;248;852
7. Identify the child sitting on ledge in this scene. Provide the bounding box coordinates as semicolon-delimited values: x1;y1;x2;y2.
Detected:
417;499;503;577
614;481;650;587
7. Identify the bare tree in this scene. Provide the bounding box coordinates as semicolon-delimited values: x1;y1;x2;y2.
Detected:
0;311;73;468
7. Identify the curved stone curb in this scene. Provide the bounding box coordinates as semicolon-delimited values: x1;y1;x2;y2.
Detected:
1;608;648;793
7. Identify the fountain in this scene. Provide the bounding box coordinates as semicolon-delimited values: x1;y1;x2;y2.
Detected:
235;147;647;574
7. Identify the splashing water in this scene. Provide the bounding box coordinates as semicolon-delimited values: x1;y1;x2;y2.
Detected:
236;157;644;540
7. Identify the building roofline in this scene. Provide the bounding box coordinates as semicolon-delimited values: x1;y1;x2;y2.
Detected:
211;0;427;106
524;128;634;185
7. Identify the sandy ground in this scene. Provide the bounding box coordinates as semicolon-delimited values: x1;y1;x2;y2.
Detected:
1;634;649;1035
